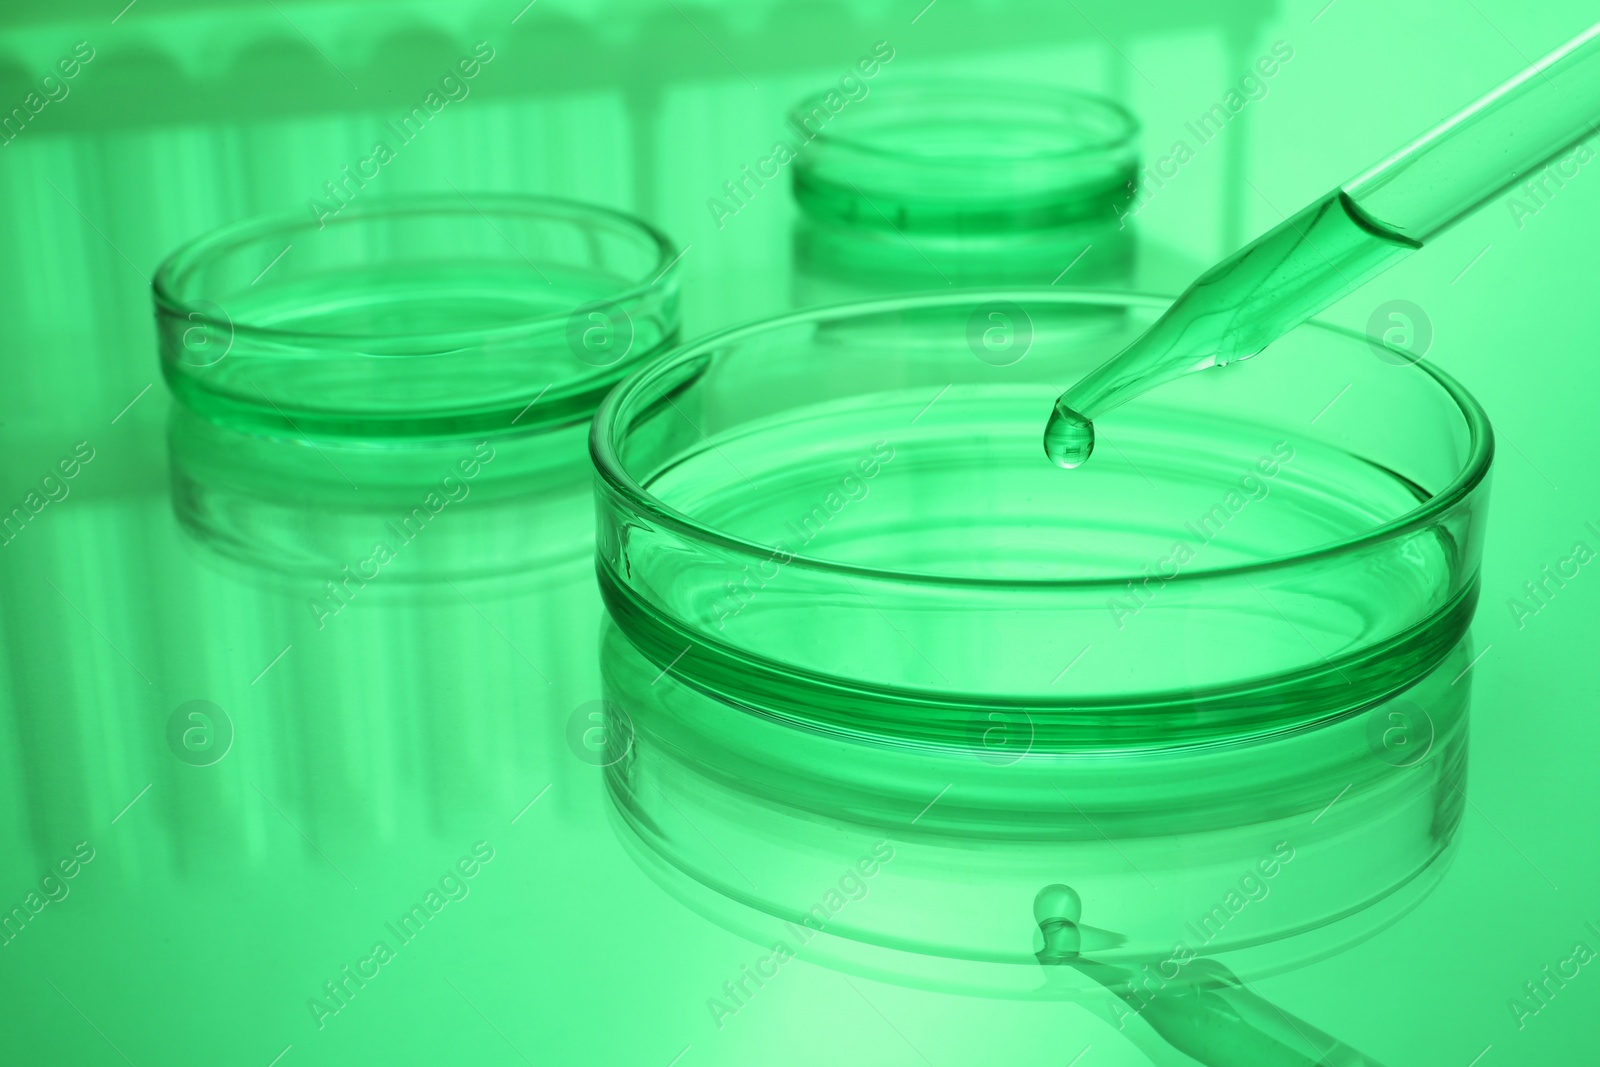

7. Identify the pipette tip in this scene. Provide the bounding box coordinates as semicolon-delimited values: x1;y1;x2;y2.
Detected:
1043;400;1094;469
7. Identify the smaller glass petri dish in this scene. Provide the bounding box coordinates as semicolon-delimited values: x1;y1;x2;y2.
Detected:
789;79;1139;236
153;193;681;439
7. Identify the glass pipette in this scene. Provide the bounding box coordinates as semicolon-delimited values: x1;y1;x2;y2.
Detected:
1045;20;1600;468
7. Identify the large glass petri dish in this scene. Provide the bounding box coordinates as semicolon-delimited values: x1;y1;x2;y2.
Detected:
591;289;1492;747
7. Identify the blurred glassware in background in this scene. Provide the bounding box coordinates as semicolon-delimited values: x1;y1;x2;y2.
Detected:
0;405;728;1062
789;80;1142;303
0;0;1273;433
155;406;602;857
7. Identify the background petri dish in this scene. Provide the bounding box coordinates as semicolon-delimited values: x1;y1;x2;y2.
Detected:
789;79;1139;236
591;289;1493;748
153;193;681;440
789;81;1142;301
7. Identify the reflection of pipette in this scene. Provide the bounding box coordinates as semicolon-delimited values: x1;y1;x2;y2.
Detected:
1044;21;1600;468
1034;884;1392;1066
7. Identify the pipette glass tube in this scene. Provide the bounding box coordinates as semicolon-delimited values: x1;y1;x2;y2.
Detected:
1045;20;1600;468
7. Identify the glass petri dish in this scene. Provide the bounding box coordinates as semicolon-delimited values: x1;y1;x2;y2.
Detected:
590;289;1493;747
152;193;681;440
789;79;1139;236
789;82;1141;301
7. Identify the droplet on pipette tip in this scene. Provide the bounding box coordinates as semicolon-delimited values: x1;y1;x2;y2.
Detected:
1033;883;1083;925
1043;400;1094;469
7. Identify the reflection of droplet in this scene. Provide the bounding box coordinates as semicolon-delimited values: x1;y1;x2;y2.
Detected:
1033;882;1082;924
1037;918;1082;962
1034;884;1086;963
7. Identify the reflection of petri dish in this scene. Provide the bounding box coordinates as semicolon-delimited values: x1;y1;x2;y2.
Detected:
153;193;681;440
167;405;594;583
791;214;1137;294
591;290;1493;747
790;80;1139;235
602;620;1471;997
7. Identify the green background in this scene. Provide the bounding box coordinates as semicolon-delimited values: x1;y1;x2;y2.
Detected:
0;0;1594;1063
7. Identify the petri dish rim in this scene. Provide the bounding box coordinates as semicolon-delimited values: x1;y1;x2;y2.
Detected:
787;78;1141;168
590;287;1495;593
151;191;681;355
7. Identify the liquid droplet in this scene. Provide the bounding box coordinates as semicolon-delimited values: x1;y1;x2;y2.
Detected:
1033;883;1083;925
1043;401;1094;469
